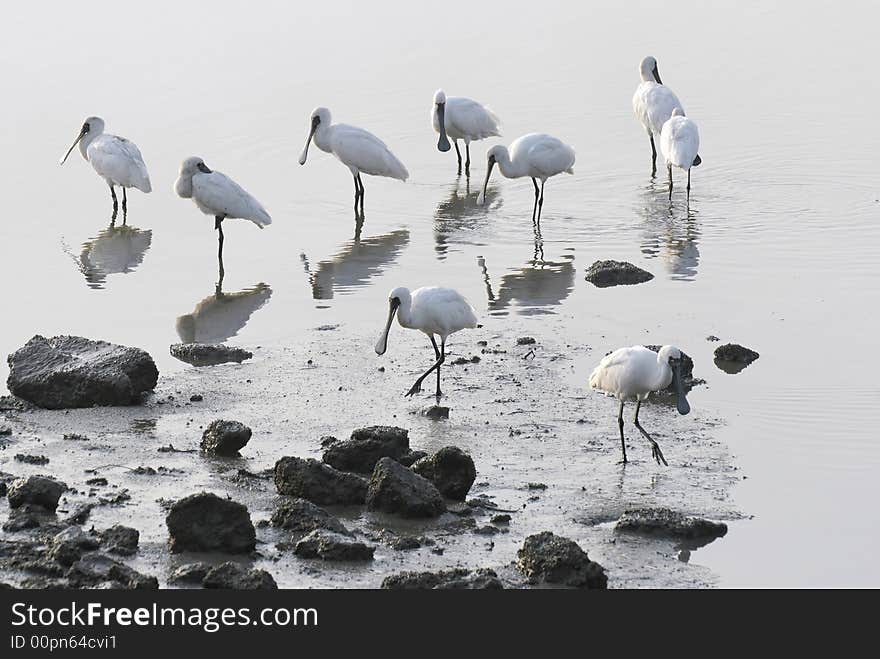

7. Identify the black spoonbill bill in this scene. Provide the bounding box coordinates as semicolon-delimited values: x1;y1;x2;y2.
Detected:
174;157;271;277
477;133;575;222
298;107;409;219
432;89;502;176
660;108;701;199
375;286;478;399
589;345;691;466
60;116;152;221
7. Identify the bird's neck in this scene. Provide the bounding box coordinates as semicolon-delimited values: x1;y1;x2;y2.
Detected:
79;131;100;161
313;124;332;153
495;151;520;178
396;299;413;328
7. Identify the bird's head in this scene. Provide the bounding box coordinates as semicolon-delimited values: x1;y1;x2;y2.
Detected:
433;90;451;152
433;89;447;105
478;146;505;205
300;107;331;165
175;157;210;199
659;345;690;415
60;116;104;165
671;107;684;118
375;287;410;356
639;56;661;84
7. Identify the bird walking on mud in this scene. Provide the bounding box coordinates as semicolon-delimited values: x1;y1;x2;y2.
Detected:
589;345;691;466
375;286;478;399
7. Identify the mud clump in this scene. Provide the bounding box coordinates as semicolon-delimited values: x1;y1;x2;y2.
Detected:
6;335;158;409
322;426;410;473
170;343;253;367
100;525;139;556
270;498;351;537
169;562;211;584
366;458;445;518
615;508;728;546
382;568;503;589
714;343;760;374
7;476;67;512
517;531;607;589
274;457;367;505
412;446;477;501
202;562;277;590
166;492;256;554
14;454;49;465
200;420;252;456
585;260;654;288
293;530;375;561
50;527;100;567
67;553;158;590
422;405;450;420
516;337;536;345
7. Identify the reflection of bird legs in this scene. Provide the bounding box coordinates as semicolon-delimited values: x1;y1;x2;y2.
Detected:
533;221;544;261
477;256;496;303
353;215;364;243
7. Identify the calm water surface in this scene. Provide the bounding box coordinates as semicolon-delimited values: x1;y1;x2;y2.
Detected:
1;1;878;586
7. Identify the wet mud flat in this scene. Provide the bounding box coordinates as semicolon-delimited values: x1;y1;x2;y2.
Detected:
0;319;741;589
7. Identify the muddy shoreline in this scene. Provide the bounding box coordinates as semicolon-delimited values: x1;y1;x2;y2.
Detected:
1;321;741;588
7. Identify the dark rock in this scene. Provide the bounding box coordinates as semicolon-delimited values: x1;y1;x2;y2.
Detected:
274;457;367;505
86;477;108;486
0;425;11;436
585;260;654;288
366;457;445;518
322;426;410;473
527;482;547;490
202;562;277;590
63;433;90;441
189;394;203;402
14;454;49;465
412;446;476;501
169;343;252;367
201;419;252;456
270;498;350;537
397;450;428;467
516;337;536;345
50;527;100;567
517;531;607;589
7;335;158;409
63;503;95;525
3;506;48;532
706;335;720;342
382;568;503;590
319;435;338;448
293;530;374;561
450;355;480;365
491;514;512;525
169;562;211;584
615;508;728;549
166;492;256;554
7;476;66;511
0;395;34;412
100;525;139;556
474;525;499;535
67;553;158;589
714;343;760;373
422;405;450;420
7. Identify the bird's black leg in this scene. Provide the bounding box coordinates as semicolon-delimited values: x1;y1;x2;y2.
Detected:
618;400;627;464
537;180;545;222
110;185;118;221
465;143;471;178
357;173;365;217
429;335;443;399
667;164;673;201
650;134;657;177
121;187;128;223
353;174;360;218
531;178;540;221
634;400;668;466
215;216;225;280
405;341;446;398
687;168;691;199
454;141;462;175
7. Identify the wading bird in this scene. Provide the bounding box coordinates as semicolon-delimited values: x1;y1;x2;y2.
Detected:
174;157;271;279
432;89;501;176
298;107;408;219
660;108;701;199
375;286;478;398
633;56;693;176
589;345;691;466
60;116;152;221
477;133;575;222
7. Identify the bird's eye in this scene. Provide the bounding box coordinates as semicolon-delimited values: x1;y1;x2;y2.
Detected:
82;123;90;132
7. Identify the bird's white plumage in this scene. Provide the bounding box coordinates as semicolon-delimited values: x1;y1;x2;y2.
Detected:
174;157;271;227
632;56;684;138
62;116;152;192
492;133;576;181
399;286;478;339
589;345;678;401
432;93;501;143
660;110;700;170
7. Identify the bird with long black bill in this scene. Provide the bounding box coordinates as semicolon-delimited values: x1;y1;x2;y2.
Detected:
432;89;501;176
375;286;478;399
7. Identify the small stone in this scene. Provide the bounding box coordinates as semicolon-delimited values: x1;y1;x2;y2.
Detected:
366;457;445;518
189;394;203;402
14;454;49;465
584;260;654;288
166;492;256;554
202;562;277;590
411;446;477;501
517;531;607;589
100;525;139;556
516;337;536;345
169;343;252;367
274;457;367;505
270;499;351;537
200;420;252;456
322;426;410;473
169;562;212;584
382;568;502;590
293;530;375;561
422;405;450;420
7;475;66;511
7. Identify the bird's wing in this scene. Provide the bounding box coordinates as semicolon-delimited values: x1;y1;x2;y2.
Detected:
89;135;152;192
331;125;408;180
448;97;502;139
413;287;478;335
589;346;654;394
662;117;700;168
193;171;271;227
644;85;684;136
527;137;576;177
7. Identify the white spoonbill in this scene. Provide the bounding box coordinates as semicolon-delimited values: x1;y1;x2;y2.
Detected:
660;108;701;199
174;157;271;276
432;89;502;176
375;286;478;398
298;107;408;219
589;345;691;466
60;116;152;221
632;56;695;176
477;133;575;222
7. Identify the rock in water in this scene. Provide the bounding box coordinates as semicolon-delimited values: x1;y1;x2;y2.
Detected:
381;568;503;589
200;420;252;456
293;530;375;561
714;343;760;373
517;531;607;589
166;492;256;554
170;343;253;367
274;457;367;505
6;335;158;409
270;499;351;537
322;426;410;473
615;508;727;547
7;476;67;511
202;562;277;590
412;446;477;501
585;260;654;288
366;457;445;518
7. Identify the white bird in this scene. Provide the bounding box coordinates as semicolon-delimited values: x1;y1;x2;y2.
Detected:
477;133;575;222
660;108;701;199
589;345;691;466
298;107;409;219
632;56;694;176
432;89;502;176
60;116;152;221
174;157;271;276
375;286;478;399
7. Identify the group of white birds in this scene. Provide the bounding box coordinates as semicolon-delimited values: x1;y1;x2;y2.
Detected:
59;56;700;467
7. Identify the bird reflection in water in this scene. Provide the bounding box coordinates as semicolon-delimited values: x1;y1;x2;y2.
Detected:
302;229;409;300
434;178;499;260
478;250;575;315
638;183;701;281
176;280;272;344
67;222;152;290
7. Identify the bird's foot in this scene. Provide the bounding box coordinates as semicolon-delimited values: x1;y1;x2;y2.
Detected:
404;382;422;397
651;442;668;467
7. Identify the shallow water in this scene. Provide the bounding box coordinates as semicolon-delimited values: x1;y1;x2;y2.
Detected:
1;1;879;587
